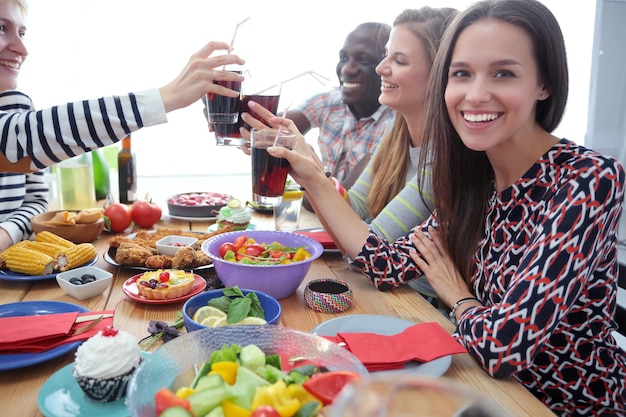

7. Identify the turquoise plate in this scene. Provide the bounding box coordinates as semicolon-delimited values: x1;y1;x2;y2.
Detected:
37;352;150;417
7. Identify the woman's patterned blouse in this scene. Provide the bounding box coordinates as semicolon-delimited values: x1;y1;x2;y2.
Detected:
352;139;626;416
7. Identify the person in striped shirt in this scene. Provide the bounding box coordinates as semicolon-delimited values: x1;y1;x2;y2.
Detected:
0;0;243;250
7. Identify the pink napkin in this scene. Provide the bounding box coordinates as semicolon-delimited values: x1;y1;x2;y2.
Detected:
295;230;337;250
322;322;467;371
0;310;114;353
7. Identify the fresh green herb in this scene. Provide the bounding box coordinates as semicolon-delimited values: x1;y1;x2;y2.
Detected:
207;286;265;323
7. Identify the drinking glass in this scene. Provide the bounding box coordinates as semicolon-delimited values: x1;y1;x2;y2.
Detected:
55;153;97;210
330;375;513;417
250;128;296;206
274;181;304;231
241;91;281;131
214;114;243;146
207;69;242;125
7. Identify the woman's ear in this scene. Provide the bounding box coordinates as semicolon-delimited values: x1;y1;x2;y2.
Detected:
538;86;550;101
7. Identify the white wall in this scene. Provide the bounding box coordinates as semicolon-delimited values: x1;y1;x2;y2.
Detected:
19;0;596;177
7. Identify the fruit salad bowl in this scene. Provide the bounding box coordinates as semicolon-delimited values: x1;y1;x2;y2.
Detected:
125;325;367;417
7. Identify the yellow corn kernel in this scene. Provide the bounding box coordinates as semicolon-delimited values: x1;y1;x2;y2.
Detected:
65;243;96;269
35;231;74;249
4;247;55;275
21;241;69;271
0;241;28;263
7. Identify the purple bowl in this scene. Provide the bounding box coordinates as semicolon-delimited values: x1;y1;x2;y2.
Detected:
202;230;324;299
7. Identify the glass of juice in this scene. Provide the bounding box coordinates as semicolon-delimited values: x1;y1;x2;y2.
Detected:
55;153;97;210
214;112;243;146
207;70;242;124
241;93;280;131
250;128;296;206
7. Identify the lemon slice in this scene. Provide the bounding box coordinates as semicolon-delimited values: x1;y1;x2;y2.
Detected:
212;317;229;327
201;316;224;327
234;316;268;325
283;190;304;201
226;198;241;209
193;306;227;323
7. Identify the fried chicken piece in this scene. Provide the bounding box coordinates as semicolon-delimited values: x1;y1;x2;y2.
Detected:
108;235;134;248
193;249;212;268
145;255;173;269
171;246;197;269
115;242;157;266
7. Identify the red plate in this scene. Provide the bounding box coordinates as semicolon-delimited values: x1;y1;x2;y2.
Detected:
122;273;207;304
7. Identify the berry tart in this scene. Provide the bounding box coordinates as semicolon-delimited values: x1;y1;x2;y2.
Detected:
136;269;195;300
73;326;142;402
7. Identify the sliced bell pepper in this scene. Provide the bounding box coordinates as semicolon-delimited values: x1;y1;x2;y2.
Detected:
251;380;300;417
222;399;252;417
210;361;239;385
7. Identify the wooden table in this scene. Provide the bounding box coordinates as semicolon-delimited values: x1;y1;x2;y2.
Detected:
0;208;556;417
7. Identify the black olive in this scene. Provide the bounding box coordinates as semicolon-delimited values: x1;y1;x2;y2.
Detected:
81;273;96;281
69;277;83;285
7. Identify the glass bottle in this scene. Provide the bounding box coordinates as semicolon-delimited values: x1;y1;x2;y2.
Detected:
92;148;111;200
118;136;137;204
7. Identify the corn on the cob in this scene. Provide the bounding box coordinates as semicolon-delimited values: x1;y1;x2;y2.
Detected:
21;241;69;271
0;241;29;268
65;243;97;269
35;231;74;249
3;246;55;275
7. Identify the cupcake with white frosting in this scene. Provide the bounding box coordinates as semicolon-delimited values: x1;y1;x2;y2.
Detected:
73;326;141;402
216;198;251;230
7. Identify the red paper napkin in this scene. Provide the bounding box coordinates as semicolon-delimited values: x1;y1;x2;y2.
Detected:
323;322;467;371
0;310;114;354
295;230;337;250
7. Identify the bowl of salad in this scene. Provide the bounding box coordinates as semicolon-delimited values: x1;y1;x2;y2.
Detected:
126;325;368;417
202;230;324;299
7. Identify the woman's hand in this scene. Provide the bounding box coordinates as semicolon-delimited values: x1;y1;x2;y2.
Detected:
409;226;473;308
160;41;245;112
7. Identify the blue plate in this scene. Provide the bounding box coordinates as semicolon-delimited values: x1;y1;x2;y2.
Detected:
0;301;89;370
0;256;98;282
37;352;150;417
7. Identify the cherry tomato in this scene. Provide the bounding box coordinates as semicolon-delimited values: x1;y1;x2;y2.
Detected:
246;243;265;257
103;203;132;233
302;371;362;405
219;242;236;259
251;405;281;417
131;200;162;228
154;387;191;415
269;249;284;258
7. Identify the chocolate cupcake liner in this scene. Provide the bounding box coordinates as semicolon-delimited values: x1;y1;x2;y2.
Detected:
73;359;140;403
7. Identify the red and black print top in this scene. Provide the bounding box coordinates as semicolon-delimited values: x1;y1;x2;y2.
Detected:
352;139;626;416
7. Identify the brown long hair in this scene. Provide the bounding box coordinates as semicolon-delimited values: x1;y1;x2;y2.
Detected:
419;0;569;282
368;7;458;218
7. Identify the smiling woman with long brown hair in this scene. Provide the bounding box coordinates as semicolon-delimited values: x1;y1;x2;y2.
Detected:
265;0;626;414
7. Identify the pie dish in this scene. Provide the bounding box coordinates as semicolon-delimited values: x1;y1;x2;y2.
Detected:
166;192;230;218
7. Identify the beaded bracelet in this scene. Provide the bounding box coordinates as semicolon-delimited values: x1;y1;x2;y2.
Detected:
449;297;479;324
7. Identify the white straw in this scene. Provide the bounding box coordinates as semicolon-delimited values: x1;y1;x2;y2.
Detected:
253;71;331;95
